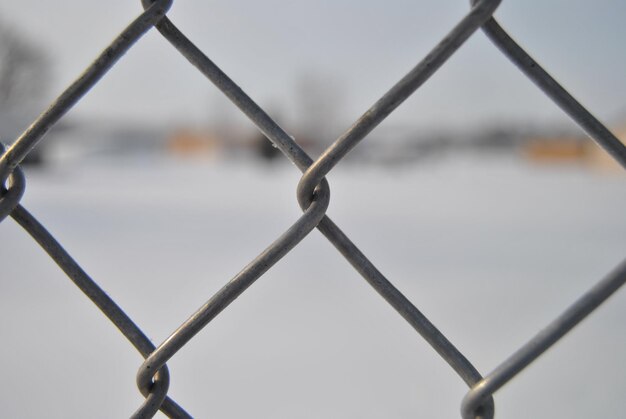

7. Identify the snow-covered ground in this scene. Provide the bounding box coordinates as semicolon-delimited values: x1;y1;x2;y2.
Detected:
1;153;625;418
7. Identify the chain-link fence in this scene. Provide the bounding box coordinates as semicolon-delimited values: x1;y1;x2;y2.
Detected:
1;1;625;418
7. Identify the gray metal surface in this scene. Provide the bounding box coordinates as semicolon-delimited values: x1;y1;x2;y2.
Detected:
0;1;624;418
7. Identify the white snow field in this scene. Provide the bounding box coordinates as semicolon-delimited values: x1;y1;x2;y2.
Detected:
1;153;625;418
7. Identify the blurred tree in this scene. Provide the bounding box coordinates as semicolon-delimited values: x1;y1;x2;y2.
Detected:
0;20;50;163
0;22;48;111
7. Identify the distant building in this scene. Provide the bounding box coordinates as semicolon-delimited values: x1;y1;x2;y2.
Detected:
521;124;626;172
522;136;587;162
167;129;222;158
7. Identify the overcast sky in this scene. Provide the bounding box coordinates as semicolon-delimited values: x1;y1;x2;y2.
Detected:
1;1;625;135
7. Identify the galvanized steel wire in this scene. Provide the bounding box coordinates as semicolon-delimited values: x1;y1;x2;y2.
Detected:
0;1;625;418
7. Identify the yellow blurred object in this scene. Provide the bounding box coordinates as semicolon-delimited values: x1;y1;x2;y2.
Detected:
167;129;220;157
523;137;586;162
522;125;625;173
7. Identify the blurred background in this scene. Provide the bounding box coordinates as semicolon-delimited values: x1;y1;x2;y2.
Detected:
0;1;625;418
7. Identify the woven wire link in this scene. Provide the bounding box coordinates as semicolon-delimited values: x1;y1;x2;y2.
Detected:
0;1;625;418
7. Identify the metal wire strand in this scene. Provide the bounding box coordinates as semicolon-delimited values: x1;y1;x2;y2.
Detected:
0;145;25;222
10;203;192;418
461;259;626;419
